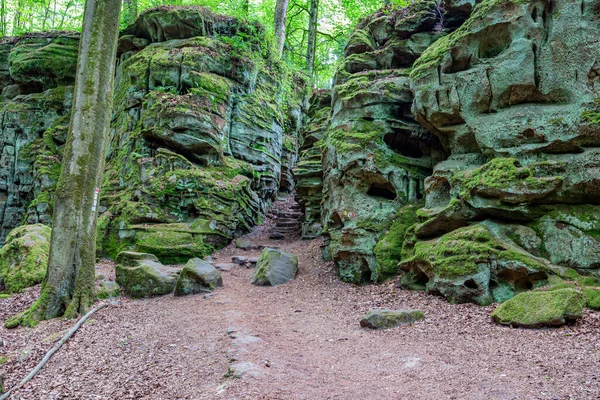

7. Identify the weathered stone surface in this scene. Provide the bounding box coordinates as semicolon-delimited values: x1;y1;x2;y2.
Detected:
294;90;330;239
394;0;600;305
0;7;306;263
360;309;425;329
115;251;159;267
318;0;464;284
400;221;556;305
97;6;307;263
174;257;222;296
96;280;121;299
250;248;298;286
116;256;180;298
491;288;585;328
0;224;50;293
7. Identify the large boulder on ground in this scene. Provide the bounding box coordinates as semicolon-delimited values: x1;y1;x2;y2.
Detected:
174;257;222;296
360;309;425;329
399;221;557;305
491;288;585;328
115;252;180;298
250;248;298;286
0;224;51;293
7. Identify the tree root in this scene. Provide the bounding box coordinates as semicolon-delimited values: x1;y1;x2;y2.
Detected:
0;302;108;399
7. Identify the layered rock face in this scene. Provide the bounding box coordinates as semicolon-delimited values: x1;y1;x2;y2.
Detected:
317;1;466;283
319;0;600;306
294;90;330;239
98;7;306;263
0;7;306;264
398;0;600;304
0;34;78;243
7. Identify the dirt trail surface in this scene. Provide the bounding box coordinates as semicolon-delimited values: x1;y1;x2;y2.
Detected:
2;197;600;399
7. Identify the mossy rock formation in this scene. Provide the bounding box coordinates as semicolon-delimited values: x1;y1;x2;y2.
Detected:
250;248;298;286
0;224;51;293
0;7;307;264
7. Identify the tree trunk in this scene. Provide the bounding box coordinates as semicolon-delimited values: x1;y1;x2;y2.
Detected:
7;0;122;328
274;0;290;56
305;0;319;74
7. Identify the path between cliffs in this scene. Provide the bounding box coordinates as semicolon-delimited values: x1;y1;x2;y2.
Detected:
2;195;600;399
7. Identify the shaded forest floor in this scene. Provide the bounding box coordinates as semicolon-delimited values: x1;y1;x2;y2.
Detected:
1;196;600;399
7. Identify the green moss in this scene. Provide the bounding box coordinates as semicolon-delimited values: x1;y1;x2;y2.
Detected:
581;98;600;125
133;225;212;264
96;281;121;300
491;288;585;327
374;204;420;282
0;224;51;294
583;288;600;310
404;224;544;280
452;158;563;199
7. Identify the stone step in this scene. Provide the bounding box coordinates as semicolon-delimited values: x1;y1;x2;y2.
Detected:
276;221;300;228
278;212;302;219
270;232;285;240
274;227;298;233
276;218;300;224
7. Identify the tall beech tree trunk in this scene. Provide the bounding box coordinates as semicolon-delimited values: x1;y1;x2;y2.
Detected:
305;0;319;74
7;0;122;328
274;0;290;56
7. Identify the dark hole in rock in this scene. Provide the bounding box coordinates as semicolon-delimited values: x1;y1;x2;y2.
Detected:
531;7;538;22
514;276;539;292
363;116;375;122
172;126;188;133
411;269;430;290
478;25;511;59
367;182;397;200
384;130;424;158
330;212;344;229
464;279;478;289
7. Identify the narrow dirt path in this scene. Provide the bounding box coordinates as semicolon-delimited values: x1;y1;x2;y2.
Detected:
1;195;600;399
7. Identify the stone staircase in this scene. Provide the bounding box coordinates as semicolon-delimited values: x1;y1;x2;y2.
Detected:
269;200;302;240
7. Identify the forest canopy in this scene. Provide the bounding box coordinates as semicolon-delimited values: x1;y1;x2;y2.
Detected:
0;0;410;86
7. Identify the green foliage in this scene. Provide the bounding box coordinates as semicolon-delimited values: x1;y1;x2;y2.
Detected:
1;0;406;85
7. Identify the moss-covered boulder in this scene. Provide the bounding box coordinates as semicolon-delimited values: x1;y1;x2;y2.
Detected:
250;248;298;286
360;309;425;329
491;289;585;328
400;221;554;305
115;253;180;298
174;257;222;296
0;224;51;293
